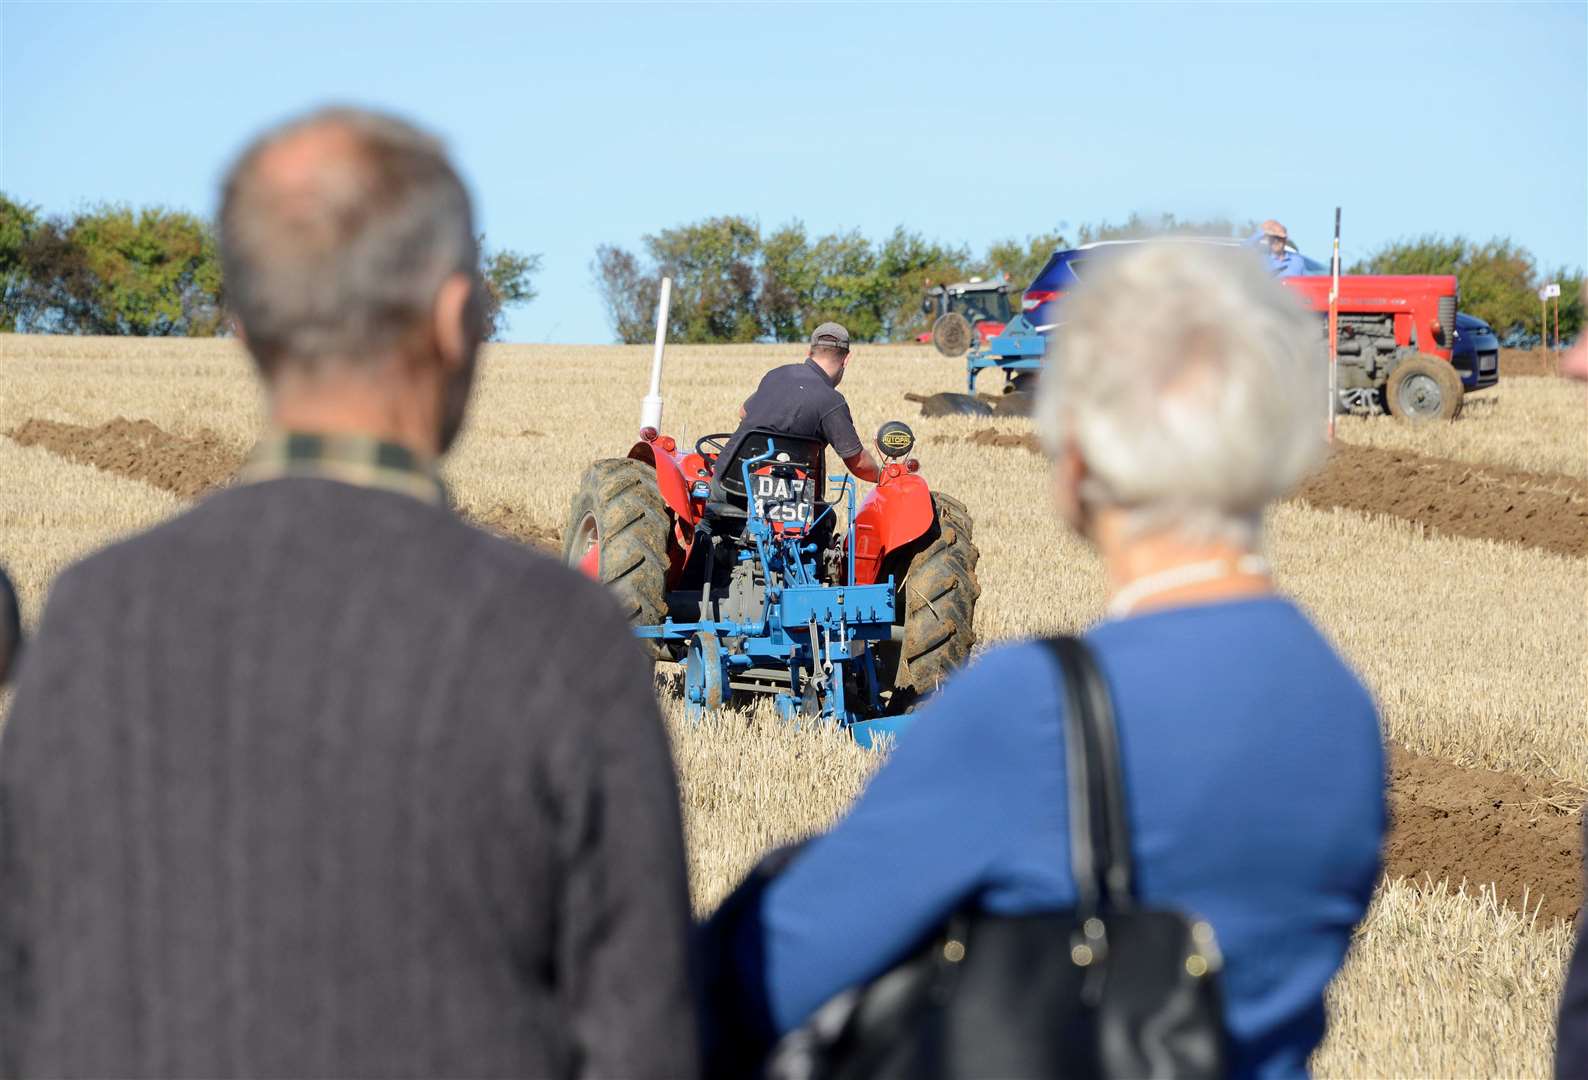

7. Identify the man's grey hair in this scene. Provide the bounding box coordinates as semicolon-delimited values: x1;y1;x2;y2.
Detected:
219;106;480;374
1036;242;1327;546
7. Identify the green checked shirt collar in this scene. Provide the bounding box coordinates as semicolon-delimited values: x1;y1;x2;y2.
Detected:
237;431;449;507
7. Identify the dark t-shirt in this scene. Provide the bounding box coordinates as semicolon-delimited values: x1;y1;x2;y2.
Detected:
726;358;864;462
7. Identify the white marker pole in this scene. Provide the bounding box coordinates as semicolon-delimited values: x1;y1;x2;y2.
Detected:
640;276;672;436
1328;208;1341;441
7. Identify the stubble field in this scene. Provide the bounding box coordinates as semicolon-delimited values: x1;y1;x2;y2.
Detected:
2;334;1584;1077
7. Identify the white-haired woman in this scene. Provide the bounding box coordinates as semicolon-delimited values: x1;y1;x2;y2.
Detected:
702;244;1385;1079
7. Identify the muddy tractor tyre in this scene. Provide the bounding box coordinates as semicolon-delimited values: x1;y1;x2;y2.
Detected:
563;458;671;653
931;312;974;358
877;493;981;698
1384;354;1464;422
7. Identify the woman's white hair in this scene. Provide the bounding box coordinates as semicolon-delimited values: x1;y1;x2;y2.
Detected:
1036;242;1327;546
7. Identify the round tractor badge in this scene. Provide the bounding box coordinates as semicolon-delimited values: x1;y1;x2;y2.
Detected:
876;421;916;459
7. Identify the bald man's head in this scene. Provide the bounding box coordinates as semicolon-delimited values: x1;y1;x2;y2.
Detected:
220;107;482;376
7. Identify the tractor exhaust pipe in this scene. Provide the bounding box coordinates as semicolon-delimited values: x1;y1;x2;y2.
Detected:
640;276;672;438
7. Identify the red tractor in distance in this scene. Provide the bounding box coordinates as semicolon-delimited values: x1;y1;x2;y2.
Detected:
943;240;1470;422
916;277;1014;356
1281;273;1465;419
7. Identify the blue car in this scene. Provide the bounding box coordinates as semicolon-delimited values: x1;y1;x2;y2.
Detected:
968;239;1327;393
1450;312;1500;391
1018;239;1327;330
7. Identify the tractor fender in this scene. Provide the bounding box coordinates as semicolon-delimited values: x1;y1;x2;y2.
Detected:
627;439;701;528
849;471;936;585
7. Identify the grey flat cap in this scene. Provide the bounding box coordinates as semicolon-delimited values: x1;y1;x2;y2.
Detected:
810;322;851;351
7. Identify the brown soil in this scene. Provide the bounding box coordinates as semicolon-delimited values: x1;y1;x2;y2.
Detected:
5;417;560;551
1297;443;1588;558
468;503;560;551
1387;746;1583;923
8;417;245;498
963;429;1042;453
949;428;1588;558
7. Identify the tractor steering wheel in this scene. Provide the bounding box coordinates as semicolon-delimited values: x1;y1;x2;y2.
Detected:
695;433;733;460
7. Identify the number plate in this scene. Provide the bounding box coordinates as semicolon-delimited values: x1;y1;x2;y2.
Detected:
753;473;813;525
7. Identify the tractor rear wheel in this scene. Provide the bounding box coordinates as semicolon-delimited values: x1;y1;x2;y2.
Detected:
931;312;974;358
563;458;671;653
1384;354;1464;422
876;493;980;699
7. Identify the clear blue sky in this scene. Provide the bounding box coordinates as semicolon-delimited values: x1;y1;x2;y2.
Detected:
4;2;1584;343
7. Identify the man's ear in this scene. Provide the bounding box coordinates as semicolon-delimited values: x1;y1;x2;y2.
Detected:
432;272;479;372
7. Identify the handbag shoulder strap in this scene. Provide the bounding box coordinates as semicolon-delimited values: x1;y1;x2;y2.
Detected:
1040;636;1135;913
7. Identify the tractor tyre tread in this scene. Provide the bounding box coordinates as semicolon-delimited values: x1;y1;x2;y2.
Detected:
563;458;671;654
882;493;981;696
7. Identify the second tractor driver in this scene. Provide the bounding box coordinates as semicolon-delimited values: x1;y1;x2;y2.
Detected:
719;321;883;487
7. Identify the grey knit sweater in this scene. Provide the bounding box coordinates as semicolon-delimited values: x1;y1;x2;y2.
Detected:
0;478;698;1079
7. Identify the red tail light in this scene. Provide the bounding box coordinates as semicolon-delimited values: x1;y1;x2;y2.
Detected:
1022;289;1059;312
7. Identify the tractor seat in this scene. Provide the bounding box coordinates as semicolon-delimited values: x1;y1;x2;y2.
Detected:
706;428;826;521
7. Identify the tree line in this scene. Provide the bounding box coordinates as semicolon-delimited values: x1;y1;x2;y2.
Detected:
0;194;540;339
1347;236;1582;344
591;213;1257;345
594;212;1583;345
4;194;1579;345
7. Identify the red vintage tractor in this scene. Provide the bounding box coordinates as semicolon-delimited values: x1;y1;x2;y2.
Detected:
922;239;1470;423
1281;273;1464;420
564;291;980;744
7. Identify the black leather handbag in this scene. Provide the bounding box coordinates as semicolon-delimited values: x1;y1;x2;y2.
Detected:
766;636;1229;1080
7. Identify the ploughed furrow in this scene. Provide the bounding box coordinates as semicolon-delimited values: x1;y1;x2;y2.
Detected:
1385;746;1583;924
8;416;243;497
943;429;1588;558
1295;444;1588;558
5;417;559;550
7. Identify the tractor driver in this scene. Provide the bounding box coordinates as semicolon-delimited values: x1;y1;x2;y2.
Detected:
1248;219;1309;278
719;321;883;486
